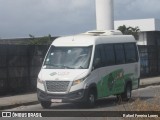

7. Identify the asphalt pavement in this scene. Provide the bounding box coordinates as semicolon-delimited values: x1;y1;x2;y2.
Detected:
0;76;160;110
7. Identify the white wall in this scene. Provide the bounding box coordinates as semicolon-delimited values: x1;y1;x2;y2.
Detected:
137;32;147;45
114;18;160;32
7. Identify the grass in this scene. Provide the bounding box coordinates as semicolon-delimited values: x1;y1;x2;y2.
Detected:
122;97;160;120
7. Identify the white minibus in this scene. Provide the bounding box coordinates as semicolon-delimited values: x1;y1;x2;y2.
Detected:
37;30;140;108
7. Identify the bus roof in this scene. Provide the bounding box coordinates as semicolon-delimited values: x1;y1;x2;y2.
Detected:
52;31;136;47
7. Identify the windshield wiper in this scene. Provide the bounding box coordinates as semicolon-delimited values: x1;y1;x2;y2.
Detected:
79;66;85;69
62;65;75;69
44;64;75;69
44;64;60;67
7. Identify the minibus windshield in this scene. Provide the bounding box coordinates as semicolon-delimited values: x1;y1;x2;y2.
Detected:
43;46;92;69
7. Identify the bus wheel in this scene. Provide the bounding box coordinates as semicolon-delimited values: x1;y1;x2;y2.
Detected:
86;90;96;108
40;101;51;109
121;83;132;101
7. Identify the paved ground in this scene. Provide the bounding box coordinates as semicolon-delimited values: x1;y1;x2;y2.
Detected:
0;93;38;110
3;85;160;120
0;76;160;110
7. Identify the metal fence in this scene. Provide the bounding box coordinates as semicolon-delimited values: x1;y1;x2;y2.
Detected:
0;45;159;95
0;45;49;95
138;45;160;78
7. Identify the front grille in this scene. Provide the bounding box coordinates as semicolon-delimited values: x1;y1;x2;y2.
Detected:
45;81;70;92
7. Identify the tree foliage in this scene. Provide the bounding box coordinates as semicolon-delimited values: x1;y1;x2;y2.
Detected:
117;25;140;40
28;34;53;45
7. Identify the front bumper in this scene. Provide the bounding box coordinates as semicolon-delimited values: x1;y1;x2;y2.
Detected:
37;88;88;103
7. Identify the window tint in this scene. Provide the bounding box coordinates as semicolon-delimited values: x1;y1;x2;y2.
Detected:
99;45;106;66
104;44;115;65
93;45;102;68
124;43;138;63
114;44;125;64
93;43;138;69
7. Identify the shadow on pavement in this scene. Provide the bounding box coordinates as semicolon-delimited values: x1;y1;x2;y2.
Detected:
47;96;154;110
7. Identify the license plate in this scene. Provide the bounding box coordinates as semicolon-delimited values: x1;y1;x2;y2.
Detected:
51;99;62;103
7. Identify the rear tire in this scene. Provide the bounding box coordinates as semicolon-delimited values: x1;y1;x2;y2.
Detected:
40;101;51;109
117;83;132;102
121;83;132;101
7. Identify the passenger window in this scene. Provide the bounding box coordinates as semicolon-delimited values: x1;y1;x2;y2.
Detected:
114;44;125;64
124;43;137;63
93;45;102;69
104;44;115;66
99;45;106;67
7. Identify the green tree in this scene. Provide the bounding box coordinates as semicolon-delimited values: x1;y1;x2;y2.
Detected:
28;34;53;45
117;25;140;40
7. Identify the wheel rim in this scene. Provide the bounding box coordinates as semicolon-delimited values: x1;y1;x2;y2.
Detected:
89;94;95;104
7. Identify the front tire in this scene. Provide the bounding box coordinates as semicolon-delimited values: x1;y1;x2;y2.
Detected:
86;90;96;108
40;101;51;109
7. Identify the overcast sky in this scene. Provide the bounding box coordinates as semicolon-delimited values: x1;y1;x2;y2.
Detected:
0;0;160;39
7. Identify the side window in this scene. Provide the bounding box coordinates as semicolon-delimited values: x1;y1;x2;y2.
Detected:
93;45;102;69
114;44;125;65
104;44;116;66
99;45;106;67
124;43;138;63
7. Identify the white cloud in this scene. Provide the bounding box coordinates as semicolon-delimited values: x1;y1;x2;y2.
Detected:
0;0;160;38
115;0;160;19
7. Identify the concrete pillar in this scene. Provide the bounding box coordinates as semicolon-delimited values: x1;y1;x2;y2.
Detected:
95;0;114;30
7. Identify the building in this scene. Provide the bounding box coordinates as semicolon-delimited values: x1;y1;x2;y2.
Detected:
114;18;160;45
115;18;160;77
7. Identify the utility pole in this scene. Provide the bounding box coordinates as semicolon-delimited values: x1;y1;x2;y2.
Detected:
95;0;114;30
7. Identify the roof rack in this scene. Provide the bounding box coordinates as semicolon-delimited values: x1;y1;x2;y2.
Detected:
83;30;122;36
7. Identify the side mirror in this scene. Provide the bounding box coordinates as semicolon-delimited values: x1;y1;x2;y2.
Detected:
93;58;101;69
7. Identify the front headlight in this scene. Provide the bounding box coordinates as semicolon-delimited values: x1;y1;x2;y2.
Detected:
72;76;88;86
72;79;84;86
37;78;43;84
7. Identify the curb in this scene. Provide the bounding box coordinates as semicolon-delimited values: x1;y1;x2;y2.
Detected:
139;82;160;88
0;101;39;111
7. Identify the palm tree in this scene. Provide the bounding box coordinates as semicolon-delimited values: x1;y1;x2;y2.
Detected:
117;25;140;40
